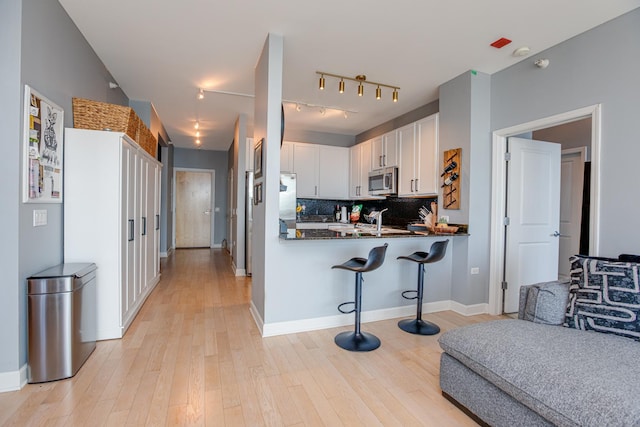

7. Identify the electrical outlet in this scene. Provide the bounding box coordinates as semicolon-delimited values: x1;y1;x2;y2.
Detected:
439;215;450;223
470;267;480;275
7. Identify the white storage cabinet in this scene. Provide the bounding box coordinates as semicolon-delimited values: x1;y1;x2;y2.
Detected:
398;113;439;196
64;128;161;340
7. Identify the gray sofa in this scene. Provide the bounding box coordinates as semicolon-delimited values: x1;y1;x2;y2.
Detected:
439;280;640;427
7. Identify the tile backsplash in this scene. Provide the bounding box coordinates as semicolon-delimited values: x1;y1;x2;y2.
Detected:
296;197;437;227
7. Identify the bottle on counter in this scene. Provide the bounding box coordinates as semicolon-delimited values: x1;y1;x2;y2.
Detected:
335;205;341;222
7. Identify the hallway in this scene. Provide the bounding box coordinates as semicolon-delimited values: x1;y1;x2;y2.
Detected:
0;249;492;426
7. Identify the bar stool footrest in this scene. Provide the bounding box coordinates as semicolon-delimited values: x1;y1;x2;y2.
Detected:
337;301;356;314
401;290;419;300
334;331;381;352
398;318;440;335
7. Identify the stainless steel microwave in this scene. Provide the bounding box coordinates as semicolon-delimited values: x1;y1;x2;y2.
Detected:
368;167;398;196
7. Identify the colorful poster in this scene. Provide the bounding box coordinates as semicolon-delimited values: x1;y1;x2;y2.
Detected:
23;85;63;203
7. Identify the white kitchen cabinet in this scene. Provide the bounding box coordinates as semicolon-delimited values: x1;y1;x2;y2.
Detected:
371;132;398;169
398;113;439;196
349;140;375;198
318;145;349;199
293;142;348;199
64;128;161;341
280;141;294;173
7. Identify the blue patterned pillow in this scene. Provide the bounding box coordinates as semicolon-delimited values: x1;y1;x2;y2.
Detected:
564;255;640;341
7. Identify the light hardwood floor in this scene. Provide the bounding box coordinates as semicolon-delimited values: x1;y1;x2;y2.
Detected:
0;249;500;426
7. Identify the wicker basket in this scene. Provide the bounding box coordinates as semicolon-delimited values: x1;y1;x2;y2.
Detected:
72;97;157;158
72;97;140;141
138;124;158;158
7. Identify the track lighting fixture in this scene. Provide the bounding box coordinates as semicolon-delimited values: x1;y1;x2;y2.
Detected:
316;71;399;102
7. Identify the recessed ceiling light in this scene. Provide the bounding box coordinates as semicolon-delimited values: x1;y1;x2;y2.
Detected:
513;46;531;57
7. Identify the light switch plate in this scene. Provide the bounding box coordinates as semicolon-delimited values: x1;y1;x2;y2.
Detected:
470;267;480;275
33;209;47;227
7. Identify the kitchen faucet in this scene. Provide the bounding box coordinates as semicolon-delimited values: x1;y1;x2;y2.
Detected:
377;208;389;232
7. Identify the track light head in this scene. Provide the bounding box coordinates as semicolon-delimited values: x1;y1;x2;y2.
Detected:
315;71;399;103
358;83;364;96
198;89;204;100
319;75;325;90
376;86;381;100
392;89;399;102
194;121;199;130
339;79;345;93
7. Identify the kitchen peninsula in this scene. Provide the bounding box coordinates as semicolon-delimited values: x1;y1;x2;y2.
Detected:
253;222;470;337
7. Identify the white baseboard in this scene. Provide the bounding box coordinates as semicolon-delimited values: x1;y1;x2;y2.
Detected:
0;364;27;393
249;301;264;336
259;300;487;337
449;301;489;316
160;247;174;258
212;244;222;249
231;261;247;277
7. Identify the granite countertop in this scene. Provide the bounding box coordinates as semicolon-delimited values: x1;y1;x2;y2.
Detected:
280;224;468;240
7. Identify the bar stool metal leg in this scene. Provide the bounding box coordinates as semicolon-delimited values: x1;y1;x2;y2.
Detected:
335;272;381;351
398;264;441;335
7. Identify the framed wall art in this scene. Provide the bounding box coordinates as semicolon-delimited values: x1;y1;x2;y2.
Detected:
254;138;264;179
23;85;64;203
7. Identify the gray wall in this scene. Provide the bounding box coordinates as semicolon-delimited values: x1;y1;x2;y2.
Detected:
0;0;129;381
0;0;23;377
533;118;591;150
439;71;492;305
160;145;174;254
173;147;228;245
284;129;355;147
491;8;640;257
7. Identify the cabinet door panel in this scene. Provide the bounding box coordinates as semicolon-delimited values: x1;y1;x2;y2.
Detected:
360;141;373;197
349;145;361;198
383;132;398;167
415;114;438;195
371;136;384;170
281;141;294;173
319;146;348;199
398;124;416;196
293;143;318;197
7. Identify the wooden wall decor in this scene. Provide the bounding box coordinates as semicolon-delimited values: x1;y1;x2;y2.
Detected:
442;148;461;210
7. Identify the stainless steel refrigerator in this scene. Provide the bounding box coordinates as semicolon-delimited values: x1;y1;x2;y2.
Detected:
279;173;297;222
245;171;254;276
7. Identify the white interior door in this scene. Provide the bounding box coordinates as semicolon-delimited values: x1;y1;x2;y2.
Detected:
503;137;561;313
176;170;212;248
558;148;586;280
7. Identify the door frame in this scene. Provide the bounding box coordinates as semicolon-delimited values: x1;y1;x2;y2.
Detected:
172;167;216;249
488;104;602;315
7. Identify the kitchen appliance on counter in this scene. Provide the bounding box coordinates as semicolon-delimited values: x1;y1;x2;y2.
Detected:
368;167;398;196
279;173;297;225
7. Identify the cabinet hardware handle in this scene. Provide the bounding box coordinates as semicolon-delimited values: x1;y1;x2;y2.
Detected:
315;185;318;196
415;178;419;192
383;154;386;166
155;214;160;230
128;219;134;242
410;179;414;192
379;155;383;167
142;217;147;236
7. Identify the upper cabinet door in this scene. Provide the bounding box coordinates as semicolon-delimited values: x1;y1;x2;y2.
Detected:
371;136;384;170
318;146;348;199
293;143;319;198
415;114;438;196
280;141;294;173
382;131;398;168
397;123;416;196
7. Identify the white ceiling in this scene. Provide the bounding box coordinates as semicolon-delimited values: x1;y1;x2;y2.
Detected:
58;0;639;151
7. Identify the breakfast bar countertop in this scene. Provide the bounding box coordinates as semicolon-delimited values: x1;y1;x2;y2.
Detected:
280;224;468;240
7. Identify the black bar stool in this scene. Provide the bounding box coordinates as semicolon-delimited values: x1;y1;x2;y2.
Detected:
332;243;388;351
397;240;449;335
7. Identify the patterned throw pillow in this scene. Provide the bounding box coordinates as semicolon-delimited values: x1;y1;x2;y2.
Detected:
564;255;640;341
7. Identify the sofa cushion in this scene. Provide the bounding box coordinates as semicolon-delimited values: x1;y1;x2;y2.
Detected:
439;319;640;427
519;281;569;325
565;255;640;341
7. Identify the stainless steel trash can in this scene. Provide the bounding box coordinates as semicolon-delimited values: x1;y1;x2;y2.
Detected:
27;263;97;383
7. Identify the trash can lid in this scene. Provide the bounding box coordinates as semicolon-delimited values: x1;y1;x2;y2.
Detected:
28;263;97;279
